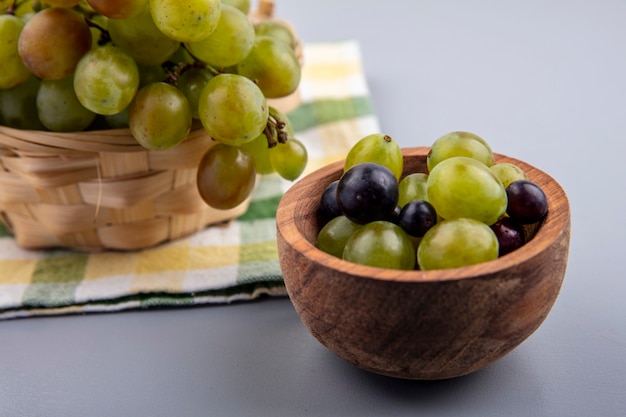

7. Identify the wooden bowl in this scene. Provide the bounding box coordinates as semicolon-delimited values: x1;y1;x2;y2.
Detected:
276;147;570;380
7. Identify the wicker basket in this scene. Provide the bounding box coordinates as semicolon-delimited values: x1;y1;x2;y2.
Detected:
0;0;301;252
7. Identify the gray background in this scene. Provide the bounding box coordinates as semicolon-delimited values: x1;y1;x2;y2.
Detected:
1;0;625;416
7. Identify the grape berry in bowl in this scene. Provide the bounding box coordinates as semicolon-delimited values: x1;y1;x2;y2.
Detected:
276;134;570;380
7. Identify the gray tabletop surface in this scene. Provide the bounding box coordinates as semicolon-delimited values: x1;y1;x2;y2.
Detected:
2;1;625;416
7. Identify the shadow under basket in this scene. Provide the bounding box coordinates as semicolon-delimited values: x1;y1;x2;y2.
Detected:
0;124;248;251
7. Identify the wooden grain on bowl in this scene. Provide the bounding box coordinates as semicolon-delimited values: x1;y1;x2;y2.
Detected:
276;147;570;380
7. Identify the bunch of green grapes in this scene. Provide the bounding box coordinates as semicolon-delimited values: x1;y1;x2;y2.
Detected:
0;0;307;210
316;131;549;271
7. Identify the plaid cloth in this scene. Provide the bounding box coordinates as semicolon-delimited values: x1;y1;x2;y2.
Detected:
0;41;380;320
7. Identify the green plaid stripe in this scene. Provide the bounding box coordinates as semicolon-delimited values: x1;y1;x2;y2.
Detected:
289;97;375;132
22;254;89;308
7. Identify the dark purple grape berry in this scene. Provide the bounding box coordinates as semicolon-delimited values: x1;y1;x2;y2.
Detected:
386;205;402;224
506;180;548;224
337;162;399;225
490;217;526;256
398;200;438;237
317;180;341;225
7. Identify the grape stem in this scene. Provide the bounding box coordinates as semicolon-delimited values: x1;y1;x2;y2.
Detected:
264;114;289;148
264;124;278;148
162;60;217;86
179;44;222;76
85;17;111;46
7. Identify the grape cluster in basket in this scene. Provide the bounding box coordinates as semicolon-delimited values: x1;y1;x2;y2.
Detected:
316;132;549;271
0;0;307;210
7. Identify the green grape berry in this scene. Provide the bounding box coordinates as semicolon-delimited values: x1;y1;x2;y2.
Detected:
398;173;429;207
128;82;192;150
0;14;31;89
0;75;46;130
137;64;168;88
426;156;507;225
317;215;362;259
36;75;96;132
185;4;255;68
269;138;308;181
343;221;416;270
108;4;180;66
198;73;268;145
417;218;499;270
427;131;494;172
168;45;196;64
221;0;250;14
344;133;404;181
240;132;275;174
176;67;214;119
196;143;256;210
236;35;301;98
490;162;528;189
150;0;222;43
254;20;297;49
104;107;129;129
74;45;140;115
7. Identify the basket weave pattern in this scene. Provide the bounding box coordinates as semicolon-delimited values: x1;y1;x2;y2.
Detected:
0;125;245;251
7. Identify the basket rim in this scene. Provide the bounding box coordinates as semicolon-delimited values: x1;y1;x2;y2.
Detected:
0;122;208;153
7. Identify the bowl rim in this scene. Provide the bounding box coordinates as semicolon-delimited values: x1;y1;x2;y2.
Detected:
276;146;571;283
